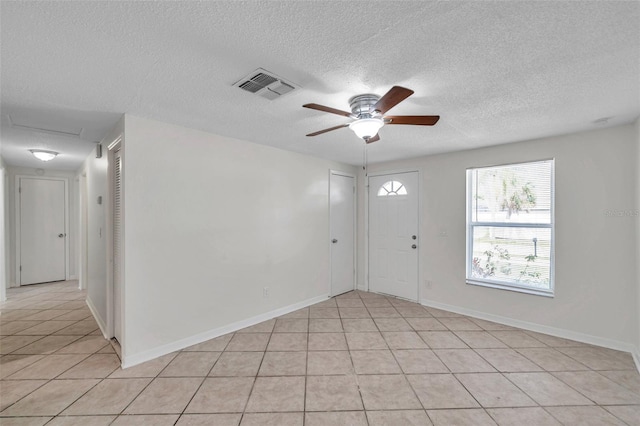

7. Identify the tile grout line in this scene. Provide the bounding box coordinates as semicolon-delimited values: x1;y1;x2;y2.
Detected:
349;291;371;426
113;352;181;419
236;325;274;423
3;284;640;424
1;292;108;417
302;307;310;426
171;335;234;424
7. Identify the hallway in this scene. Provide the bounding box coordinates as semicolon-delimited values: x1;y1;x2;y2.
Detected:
1;281;639;425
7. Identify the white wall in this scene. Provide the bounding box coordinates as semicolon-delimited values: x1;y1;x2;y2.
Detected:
121;115;356;364
0;156;7;301
6;166;78;287
635;118;640;357
358;124;638;352
79;118;122;335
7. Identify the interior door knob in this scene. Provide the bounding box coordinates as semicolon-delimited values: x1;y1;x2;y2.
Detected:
411;244;417;249
332;239;338;243
58;233;65;238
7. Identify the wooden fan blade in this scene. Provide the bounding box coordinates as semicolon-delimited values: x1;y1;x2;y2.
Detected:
306;123;349;137
385;115;440;126
366;134;380;144
303;103;352;117
372;86;414;114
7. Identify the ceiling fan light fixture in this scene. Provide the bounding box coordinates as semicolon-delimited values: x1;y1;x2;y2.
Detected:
29;149;58;162
349;118;384;140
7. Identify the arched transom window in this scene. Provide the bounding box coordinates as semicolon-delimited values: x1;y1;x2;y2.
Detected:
377;180;407;196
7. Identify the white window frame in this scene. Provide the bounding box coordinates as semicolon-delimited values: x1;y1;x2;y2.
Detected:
377;180;408;196
466;159;555;297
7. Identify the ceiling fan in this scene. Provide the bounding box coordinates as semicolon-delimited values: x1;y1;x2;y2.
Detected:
303;86;439;143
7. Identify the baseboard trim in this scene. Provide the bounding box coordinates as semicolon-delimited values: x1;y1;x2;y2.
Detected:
86;296;108;340
420;298;639;364
122;293;330;369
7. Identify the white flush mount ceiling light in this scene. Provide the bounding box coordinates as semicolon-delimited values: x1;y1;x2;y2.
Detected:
349;118;384;140
29;149;58;162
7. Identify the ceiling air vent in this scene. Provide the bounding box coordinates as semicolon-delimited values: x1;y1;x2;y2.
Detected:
234;68;297;100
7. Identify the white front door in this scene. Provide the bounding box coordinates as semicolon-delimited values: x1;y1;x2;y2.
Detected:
368;172;419;300
19;177;66;285
330;172;355;296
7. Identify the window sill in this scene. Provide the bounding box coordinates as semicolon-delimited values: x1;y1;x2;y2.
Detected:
466;279;554;298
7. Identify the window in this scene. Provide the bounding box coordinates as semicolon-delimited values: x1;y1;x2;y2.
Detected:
378;180;407;196
467;160;554;296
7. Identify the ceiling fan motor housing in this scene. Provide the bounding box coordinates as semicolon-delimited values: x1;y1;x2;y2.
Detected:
349;94;381;118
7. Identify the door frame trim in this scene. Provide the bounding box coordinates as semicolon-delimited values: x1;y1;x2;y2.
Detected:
15;175;70;286
329;169;357;296
78;172;88;290
1;167;6;301
106;136;124;345
365;169;421;301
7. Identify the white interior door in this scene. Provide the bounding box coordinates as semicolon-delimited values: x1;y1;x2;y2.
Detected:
19;177;66;285
113;148;123;343
368;172;419;300
330;172;355;296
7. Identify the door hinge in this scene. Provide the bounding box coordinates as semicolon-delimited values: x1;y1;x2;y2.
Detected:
19;265;22;271
18;186;21;193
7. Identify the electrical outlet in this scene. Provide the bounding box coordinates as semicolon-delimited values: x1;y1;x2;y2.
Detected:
263;287;269;298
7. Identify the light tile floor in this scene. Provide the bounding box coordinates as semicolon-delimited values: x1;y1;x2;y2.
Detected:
1;281;639;425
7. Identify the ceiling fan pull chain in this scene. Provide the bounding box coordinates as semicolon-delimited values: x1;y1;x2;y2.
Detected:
363;143;368;175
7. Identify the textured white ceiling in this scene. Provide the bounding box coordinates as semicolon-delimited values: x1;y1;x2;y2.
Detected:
1;1;638;169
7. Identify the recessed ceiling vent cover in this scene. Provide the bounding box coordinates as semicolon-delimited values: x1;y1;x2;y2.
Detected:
234;68;297;100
